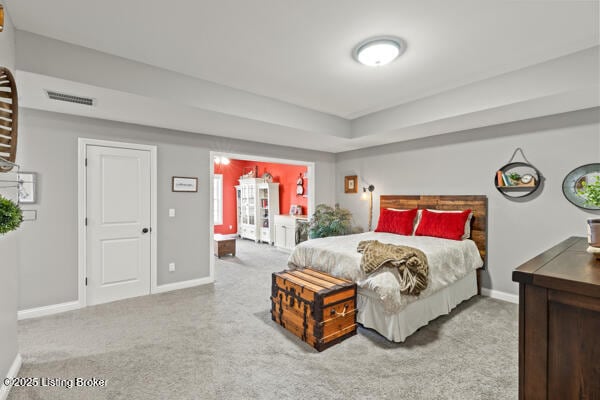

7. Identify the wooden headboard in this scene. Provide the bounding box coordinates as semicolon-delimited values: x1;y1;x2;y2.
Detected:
379;195;488;268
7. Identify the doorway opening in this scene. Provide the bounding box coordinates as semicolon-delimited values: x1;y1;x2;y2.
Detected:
209;152;315;273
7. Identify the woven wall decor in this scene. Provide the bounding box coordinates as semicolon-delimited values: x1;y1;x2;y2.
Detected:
0;67;18;172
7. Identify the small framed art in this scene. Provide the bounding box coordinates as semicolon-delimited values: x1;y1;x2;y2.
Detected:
172;176;198;192
344;175;358;194
18;172;37;203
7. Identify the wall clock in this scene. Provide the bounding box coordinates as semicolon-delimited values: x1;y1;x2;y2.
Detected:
562;163;600;210
520;174;534;185
296;175;304;196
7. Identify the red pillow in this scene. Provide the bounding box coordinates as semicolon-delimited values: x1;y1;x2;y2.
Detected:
415;209;472;240
375;208;418;235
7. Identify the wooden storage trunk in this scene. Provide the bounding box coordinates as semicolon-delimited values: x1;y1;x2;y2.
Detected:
271;268;357;351
214;235;236;258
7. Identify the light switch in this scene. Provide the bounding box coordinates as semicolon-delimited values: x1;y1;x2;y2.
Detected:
22;210;38;221
169;263;175;272
169;209;176;217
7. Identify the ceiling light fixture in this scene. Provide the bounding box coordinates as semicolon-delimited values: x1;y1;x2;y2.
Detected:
353;36;406;67
214;156;230;165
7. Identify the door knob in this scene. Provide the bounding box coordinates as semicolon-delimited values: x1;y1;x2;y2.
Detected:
142;228;149;234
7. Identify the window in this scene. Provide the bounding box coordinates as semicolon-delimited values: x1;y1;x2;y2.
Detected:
214;174;223;225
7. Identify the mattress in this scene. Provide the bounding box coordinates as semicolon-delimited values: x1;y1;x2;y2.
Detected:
288;232;483;313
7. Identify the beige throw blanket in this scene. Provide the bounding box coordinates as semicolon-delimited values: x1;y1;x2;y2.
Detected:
357;240;429;296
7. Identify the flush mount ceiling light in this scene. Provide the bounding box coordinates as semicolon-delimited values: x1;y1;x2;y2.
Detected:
214;156;230;165
353;36;406;67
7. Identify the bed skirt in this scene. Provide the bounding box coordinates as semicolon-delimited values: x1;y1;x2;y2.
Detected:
356;270;478;342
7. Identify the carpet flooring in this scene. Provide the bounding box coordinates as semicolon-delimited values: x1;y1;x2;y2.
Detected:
9;239;518;400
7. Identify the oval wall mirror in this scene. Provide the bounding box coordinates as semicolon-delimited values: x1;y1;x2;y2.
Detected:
563;163;600;210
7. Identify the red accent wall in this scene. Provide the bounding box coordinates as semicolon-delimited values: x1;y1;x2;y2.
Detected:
213;160;245;235
214;159;307;235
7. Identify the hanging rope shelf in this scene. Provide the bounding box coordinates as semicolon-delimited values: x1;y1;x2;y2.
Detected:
494;148;543;199
0;66;19;173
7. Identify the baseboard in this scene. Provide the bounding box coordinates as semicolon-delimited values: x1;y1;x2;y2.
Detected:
18;300;81;320
153;276;214;294
16;278;213;319
481;288;519;304
0;353;22;400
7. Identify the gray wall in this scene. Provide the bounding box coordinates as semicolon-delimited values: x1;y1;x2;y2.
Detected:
0;0;19;382
17;109;336;310
336;108;600;295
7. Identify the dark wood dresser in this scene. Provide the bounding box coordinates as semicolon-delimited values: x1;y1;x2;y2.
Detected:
513;237;600;400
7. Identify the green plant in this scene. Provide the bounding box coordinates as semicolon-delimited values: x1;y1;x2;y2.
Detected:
508;172;521;182
578;176;600;207
0;195;23;235
308;203;353;239
296;219;309;243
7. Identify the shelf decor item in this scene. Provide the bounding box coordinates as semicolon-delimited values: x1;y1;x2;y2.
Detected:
494;148;542;199
587;219;600;247
296;174;304;196
261;172;273;183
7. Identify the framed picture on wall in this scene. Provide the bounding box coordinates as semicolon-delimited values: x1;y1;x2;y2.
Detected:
18;172;36;203
289;205;297;215
172;176;198;192
344;175;358;194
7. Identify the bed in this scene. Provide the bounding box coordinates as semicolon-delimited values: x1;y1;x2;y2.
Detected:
288;195;488;342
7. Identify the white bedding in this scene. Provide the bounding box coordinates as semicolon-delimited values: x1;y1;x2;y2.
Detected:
288;232;483;314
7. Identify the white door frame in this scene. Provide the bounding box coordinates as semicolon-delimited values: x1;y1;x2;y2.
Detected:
208;151;316;282
78;138;158;308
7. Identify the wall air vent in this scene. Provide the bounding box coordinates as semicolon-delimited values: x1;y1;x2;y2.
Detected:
46;90;95;106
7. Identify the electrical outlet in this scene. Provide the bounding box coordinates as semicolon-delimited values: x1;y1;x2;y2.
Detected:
229;225;233;230
169;209;176;217
169;263;175;272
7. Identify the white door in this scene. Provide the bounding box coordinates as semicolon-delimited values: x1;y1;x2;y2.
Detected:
86;145;152;305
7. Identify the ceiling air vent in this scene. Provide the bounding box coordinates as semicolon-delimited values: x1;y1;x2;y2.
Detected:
46;90;95;106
